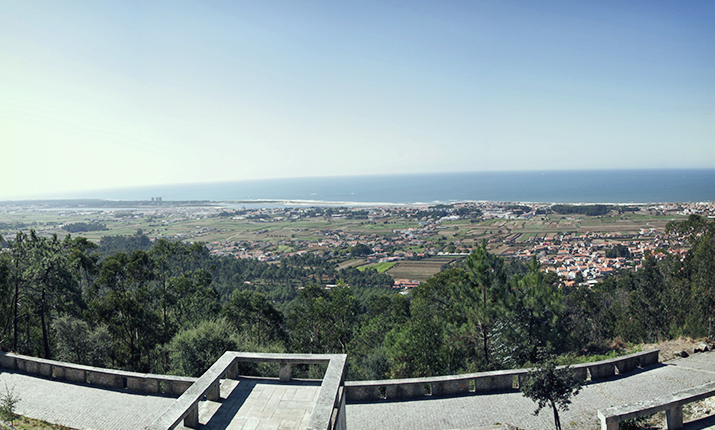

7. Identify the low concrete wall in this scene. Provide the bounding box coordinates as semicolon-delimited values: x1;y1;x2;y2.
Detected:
598;380;715;430
0;351;196;397
345;349;660;402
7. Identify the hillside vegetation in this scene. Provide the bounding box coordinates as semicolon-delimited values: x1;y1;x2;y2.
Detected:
0;215;714;381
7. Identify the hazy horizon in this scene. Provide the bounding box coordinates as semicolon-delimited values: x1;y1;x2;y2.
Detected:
2;1;713;201
3;169;714;205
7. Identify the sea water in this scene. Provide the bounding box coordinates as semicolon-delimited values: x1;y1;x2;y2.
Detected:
76;169;715;205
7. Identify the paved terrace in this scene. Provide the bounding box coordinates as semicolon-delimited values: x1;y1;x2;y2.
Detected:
1;350;715;430
346;351;715;430
0;371;321;430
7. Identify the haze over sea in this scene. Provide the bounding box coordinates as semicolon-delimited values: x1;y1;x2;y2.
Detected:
70;169;715;206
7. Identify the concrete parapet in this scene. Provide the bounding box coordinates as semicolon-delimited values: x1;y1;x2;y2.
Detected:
63;367;87;384
639;349;659;367
598;380;715;430
615;356;640;375
386;381;425;399
569;366;589;381
345;383;381;402
0;352;18;370
88;370;123;389
588;362;616;380
431;378;470;397
163;378;194;397
344;350;660;404
475;371;519;392
306;353;347;430
0;351;201;397
127;376;159;393
20;358;52;378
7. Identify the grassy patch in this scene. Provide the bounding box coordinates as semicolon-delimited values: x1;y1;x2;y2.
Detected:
7;415;76;429
357;261;396;273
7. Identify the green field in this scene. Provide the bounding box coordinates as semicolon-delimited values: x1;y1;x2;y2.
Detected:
357;261;396;273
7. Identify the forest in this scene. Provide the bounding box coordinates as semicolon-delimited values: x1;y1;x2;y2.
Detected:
0;215;713;381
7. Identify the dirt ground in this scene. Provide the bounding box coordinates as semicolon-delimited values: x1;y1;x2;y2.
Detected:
641;337;715;362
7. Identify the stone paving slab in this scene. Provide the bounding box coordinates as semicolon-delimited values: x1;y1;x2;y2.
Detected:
0;369;176;430
178;378;321;430
346;351;715;430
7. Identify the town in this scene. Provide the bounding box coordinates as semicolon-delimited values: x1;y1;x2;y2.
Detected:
5;199;710;290
205;202;713;287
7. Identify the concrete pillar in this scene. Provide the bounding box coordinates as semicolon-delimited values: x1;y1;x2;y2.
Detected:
183;404;199;429
0;353;17;370
335;392;347;430
226;361;238;380
666;405;683;430
601;420;618;430
639;350;659;367
207;381;220;401
615;357;639;375
279;362;292;382
598;410;618;430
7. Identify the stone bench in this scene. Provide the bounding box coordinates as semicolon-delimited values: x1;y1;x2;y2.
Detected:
598;380;715;430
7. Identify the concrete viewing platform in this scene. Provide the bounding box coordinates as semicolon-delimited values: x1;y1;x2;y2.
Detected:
0;351;345;430
0;371;320;430
346;351;715;430
177;378;322;430
2;350;715;430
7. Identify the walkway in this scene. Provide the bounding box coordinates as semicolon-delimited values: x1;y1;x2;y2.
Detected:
346;350;715;430
2;351;715;430
0;370;175;430
0;371;320;430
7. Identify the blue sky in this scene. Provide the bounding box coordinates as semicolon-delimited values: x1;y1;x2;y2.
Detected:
1;1;713;199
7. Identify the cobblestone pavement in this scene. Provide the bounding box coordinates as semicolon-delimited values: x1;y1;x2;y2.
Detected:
0;369;321;430
3;351;715;430
346;351;715;430
0;369;176;430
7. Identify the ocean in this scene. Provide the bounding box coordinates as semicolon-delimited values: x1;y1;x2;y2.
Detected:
81;169;715;206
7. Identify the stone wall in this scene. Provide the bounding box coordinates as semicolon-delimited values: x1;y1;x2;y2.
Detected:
345;349;659;402
0;351;196;397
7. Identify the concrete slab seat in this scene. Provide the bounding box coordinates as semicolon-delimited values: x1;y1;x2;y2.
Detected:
345;350;660;403
598;380;715;430
0;351;196;396
145;352;348;430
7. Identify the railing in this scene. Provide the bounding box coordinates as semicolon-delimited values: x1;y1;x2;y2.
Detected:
145;352;348;430
0;351;195;396
345;349;659;402
598;380;715;430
